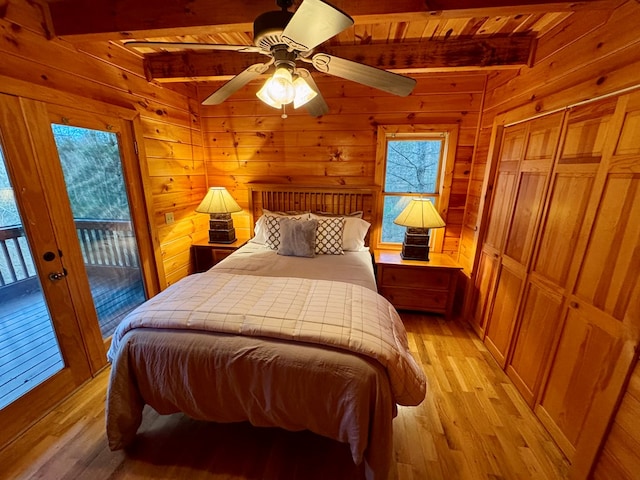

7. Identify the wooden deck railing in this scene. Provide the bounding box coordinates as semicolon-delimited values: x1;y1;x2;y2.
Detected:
0;220;138;288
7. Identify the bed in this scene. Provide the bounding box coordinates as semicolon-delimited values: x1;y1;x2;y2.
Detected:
105;185;426;480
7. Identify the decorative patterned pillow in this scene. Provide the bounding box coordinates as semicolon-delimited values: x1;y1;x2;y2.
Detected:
310;214;370;251
315;217;345;255
253;211;309;246
264;214;283;249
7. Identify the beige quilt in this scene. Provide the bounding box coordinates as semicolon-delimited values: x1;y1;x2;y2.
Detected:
106;270;426;480
108;272;426;406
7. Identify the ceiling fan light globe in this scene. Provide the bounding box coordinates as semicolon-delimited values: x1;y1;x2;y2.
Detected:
256;83;282;109
292;76;317;109
265;68;295;105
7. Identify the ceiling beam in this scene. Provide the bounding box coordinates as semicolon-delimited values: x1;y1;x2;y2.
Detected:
143;36;535;82
47;0;614;43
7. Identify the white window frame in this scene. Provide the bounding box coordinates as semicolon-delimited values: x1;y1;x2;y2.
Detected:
373;124;458;252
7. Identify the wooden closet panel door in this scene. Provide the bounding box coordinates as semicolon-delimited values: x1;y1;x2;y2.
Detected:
469;248;499;335
484;170;517;250
534;99;615;286
615;109;640;156
500;125;527;163
533;173;595;286
537;306;624;457
537;93;640;476
507;282;563;406
504;114;562;265
483;125;525;250
503;172;548;264
484;265;523;365
507;102;614;413
574;174;640;319
523;115;562;161
559;100;616;164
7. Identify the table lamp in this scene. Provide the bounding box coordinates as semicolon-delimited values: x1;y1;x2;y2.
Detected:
196;187;242;243
393;198;446;261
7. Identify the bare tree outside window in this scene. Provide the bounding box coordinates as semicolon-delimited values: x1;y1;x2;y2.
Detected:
381;139;444;242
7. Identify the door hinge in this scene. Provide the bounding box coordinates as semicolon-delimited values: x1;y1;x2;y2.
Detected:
134;140;139;156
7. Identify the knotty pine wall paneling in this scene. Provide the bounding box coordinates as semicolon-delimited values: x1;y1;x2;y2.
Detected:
198;72;488;252
0;0;205;288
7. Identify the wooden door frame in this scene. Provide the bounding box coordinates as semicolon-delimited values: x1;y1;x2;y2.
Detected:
0;73;164;306
18;102;161;375
0;94;92;448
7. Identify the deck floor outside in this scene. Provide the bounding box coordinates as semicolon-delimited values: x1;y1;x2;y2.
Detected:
0;276;143;409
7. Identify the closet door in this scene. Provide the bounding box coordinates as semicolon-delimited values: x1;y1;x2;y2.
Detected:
536;91;640;474
506;99;617;407
484;114;563;366
469;125;524;336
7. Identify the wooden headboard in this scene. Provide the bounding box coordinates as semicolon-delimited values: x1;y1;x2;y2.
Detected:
248;184;379;235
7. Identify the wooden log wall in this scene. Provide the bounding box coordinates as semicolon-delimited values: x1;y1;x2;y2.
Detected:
0;0;205;288
198;72;488;254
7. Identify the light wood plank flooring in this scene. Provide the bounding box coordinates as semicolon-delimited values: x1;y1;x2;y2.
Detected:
0;313;570;480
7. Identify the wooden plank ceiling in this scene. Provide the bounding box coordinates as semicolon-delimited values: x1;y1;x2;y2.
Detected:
45;0;618;82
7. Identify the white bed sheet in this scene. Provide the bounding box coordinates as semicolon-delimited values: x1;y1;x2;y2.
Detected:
212;242;378;292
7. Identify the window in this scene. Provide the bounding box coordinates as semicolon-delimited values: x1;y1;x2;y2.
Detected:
375;125;458;249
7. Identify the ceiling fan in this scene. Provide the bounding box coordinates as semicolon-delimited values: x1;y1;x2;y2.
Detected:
124;0;417;117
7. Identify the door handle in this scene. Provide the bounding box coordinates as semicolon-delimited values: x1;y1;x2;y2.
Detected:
49;269;68;281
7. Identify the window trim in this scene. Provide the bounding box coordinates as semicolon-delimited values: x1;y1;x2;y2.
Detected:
373;124;459;251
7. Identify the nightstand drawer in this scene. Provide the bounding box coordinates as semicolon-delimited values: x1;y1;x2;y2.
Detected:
380;265;451;290
379;287;448;312
374;250;462;317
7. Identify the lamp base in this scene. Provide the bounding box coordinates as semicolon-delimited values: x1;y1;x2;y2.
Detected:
401;244;431;261
401;228;431;261
208;213;237;244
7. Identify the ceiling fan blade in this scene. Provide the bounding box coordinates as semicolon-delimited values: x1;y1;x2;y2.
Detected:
282;0;353;52
124;41;263;53
296;69;329;117
202;63;270;105
311;53;416;96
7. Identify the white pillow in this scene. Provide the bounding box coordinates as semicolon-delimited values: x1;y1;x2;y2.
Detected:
343;217;371;251
251;210;310;245
310;214;370;251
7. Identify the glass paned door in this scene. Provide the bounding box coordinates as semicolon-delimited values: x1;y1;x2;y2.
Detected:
0;94;94;448
0;148;64;409
50;124;146;338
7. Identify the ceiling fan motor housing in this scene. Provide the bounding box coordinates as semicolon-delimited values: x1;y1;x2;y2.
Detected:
253;10;295;51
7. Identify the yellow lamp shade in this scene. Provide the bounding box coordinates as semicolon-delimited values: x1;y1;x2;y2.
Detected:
394;198;445;229
195;187;242;214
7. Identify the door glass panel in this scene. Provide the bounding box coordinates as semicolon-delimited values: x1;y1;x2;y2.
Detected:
0;147;64;409
51;125;146;338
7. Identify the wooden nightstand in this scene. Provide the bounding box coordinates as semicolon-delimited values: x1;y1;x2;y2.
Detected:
374;249;462;317
192;237;249;273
